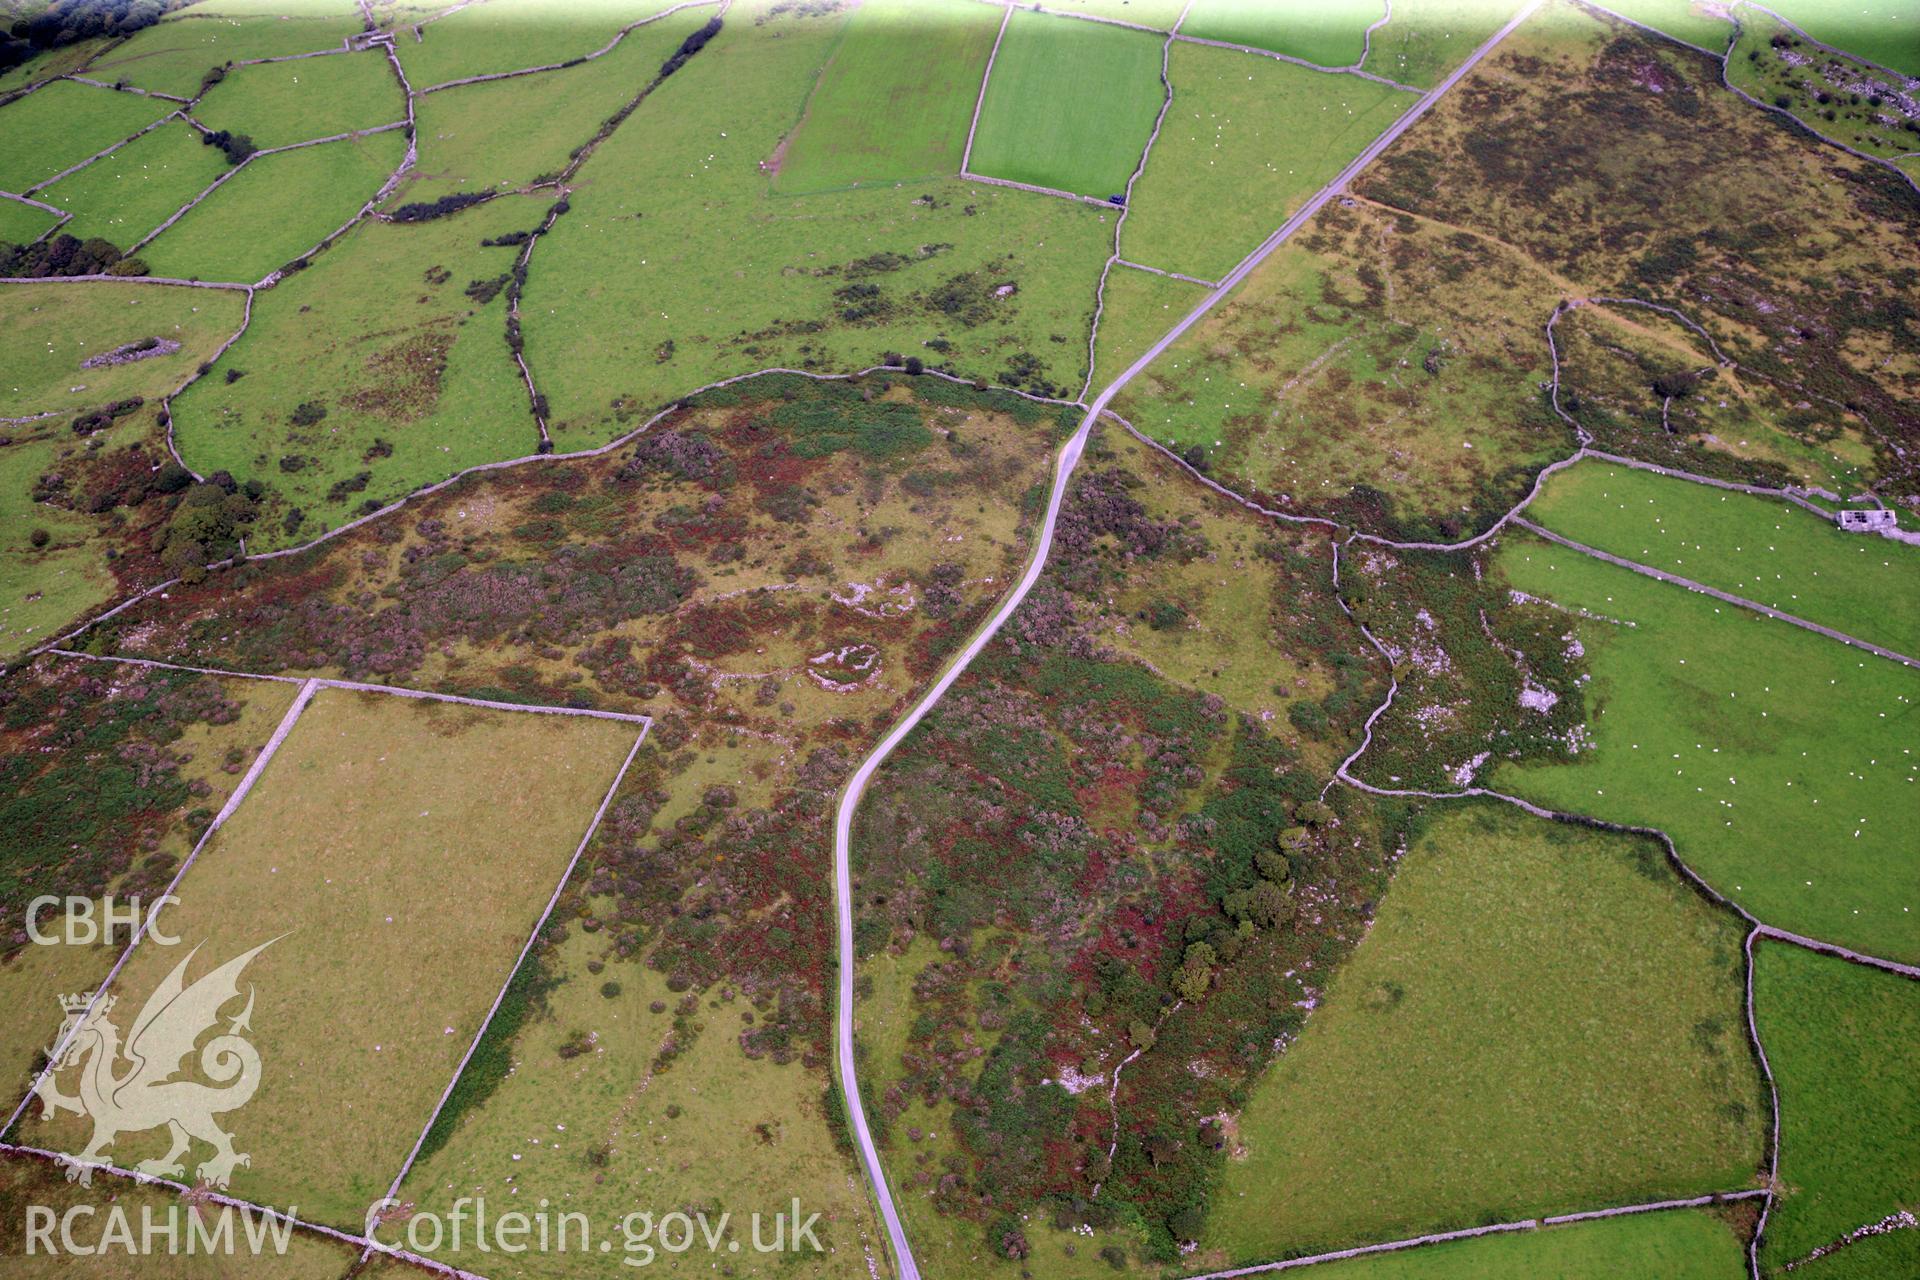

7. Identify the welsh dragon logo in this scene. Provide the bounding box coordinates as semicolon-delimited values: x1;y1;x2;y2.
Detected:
33;940;276;1188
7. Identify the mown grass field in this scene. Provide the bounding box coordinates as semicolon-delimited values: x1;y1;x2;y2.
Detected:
1213;804;1761;1261
1181;0;1385;65
1494;537;1920;964
194;48;404;149
1765;0;1920;73
966;8;1166;198
33;688;639;1227
85;11;366;98
39;120;229;247
1292;1209;1748;1279
396;0;680;88
0;196;56;244
1121;40;1409;279
174;193;542;544
1753;942;1920;1271
141;129;405;282
1113;195;1572;538
0;664;299;1112
522;5;1112;438
1089;262;1205;392
1529;460;1920;658
0;1152;360;1278
401;6;709;202
772;0;1000;195
0;81;172;193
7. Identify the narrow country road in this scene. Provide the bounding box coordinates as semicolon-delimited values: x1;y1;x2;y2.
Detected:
830;5;1545;1275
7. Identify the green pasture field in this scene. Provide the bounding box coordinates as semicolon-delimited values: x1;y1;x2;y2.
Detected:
771;0;1000;195
194;48;404;149
1363;0;1523;86
1041;0;1188;26
394;930;882;1278
1753;942;1920;1270
84;12;366;98
1121;40;1409;279
1529;460;1920;658
522;4;1112;440
0;282;246;654
0;278;245;415
0;1152;360;1278
1181;0;1386;65
1494;537;1920;964
38;120;229;246
0;81;172;193
1590;0;1733;50
32;687;639;1227
966;8;1166;198
178;0;362;14
174;193;543;543
1789;1228;1920;1280
0;196;56;244
1090;262;1205;391
1213;804;1761;1261
396;0;680;89
402;6;709;202
1728;9;1918;163
0;664;299;1112
1765;0;1920;74
1112;196;1573;539
1289;1209;1748;1279
140;129;405;282
0;35;110;96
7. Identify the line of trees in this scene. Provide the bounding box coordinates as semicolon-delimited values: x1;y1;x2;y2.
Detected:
2;0;181;77
0;234;146;278
201;128;256;165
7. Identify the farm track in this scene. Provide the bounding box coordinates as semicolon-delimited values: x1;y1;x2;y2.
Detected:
4;3;1916;1278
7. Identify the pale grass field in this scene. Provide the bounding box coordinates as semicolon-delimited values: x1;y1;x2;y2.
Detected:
32;688;638;1228
0;1152;357;1279
0;670;301;1113
397;929;887;1279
